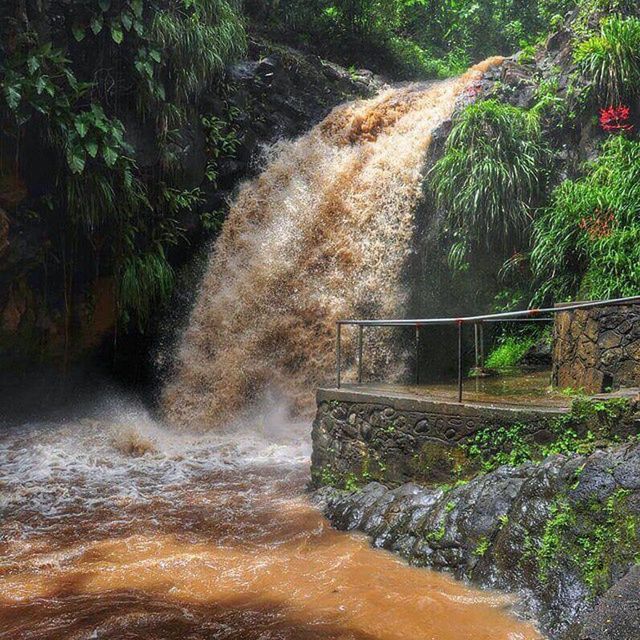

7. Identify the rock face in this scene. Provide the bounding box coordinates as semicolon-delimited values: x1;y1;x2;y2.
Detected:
553;304;640;394
315;443;640;640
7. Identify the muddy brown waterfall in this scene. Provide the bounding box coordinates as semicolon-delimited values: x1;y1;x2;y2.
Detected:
163;58;504;428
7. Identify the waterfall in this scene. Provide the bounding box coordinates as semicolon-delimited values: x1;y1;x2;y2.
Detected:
162;58;504;429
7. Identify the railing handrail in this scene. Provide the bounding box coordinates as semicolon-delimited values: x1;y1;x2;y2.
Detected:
335;295;640;399
337;295;640;327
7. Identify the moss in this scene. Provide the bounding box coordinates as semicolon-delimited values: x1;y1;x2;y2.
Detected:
425;518;447;543
412;442;470;484
473;536;491;557
538;489;640;596
461;397;637;474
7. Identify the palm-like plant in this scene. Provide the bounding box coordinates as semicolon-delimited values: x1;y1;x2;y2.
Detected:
430;99;549;266
574;15;640;105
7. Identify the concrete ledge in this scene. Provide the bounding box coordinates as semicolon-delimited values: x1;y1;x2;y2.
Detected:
317;386;570;419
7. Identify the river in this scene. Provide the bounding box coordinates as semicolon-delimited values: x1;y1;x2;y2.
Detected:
0;397;541;639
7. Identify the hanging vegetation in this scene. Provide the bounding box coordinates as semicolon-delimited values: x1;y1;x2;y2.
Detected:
0;0;246;334
430;100;550;270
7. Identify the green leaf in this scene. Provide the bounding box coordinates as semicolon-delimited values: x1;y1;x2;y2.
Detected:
149;49;161;63
85;141;99;158
27;57;40;74
74;119;88;138
72;23;86;42
5;86;21;110
103;146;119;167
67;147;86;174
99;0;111;11
121;12;133;31
90;15;103;34
131;0;143;18
133;20;144;36
35;76;46;95
111;24;124;44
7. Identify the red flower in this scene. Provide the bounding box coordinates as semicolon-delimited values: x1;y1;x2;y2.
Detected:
579;209;616;240
599;105;634;134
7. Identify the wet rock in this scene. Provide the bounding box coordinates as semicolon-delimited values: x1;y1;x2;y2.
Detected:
317;443;640;640
579;567;640;640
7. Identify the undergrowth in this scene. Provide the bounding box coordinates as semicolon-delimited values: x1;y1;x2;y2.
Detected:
430;100;550;270
462;397;633;474
531;136;640;304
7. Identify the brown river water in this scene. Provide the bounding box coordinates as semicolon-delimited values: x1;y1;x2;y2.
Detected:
0;399;542;640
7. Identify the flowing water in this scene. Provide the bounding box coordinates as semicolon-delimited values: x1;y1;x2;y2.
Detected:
0;400;541;639
163;58;504;428
1;61;545;639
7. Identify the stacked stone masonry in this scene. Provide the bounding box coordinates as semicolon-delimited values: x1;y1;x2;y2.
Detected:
553;303;640;394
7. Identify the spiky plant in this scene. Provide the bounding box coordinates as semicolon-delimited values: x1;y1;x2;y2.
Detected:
574;15;640;105
151;0;247;107
118;246;176;328
430;99;550;266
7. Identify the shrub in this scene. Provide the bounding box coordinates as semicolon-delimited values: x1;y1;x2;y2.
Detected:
485;336;536;370
430;100;550;266
531;136;640;302
574;15;640;104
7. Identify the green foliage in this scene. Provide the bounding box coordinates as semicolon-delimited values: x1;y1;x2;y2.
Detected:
430;100;550;265
119;248;175;326
485;336;536;370
473;536;491;557
462;397;634;474
426;518;447;543
0;0;246;330
574;15;640;104
539;489;640;595
248;0;577;79
531;136;640;303
151;0;246;107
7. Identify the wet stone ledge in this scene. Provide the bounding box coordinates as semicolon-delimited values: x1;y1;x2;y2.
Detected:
310;387;570;487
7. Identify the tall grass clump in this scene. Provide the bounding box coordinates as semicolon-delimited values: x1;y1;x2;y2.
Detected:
574;15;640;104
430;100;550;268
152;0;247;107
531;136;640;303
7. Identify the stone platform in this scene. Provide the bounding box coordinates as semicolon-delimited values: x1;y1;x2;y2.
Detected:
311;384;572;487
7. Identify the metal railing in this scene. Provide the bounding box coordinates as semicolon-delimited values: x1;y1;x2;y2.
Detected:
335;295;640;403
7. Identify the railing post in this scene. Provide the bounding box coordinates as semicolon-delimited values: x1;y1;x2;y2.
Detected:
336;322;342;389
457;320;463;403
357;325;363;384
479;321;485;367
415;325;420;386
474;323;480;370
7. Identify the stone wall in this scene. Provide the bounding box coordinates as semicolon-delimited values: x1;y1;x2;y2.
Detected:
311;388;568;487
553;303;640;394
